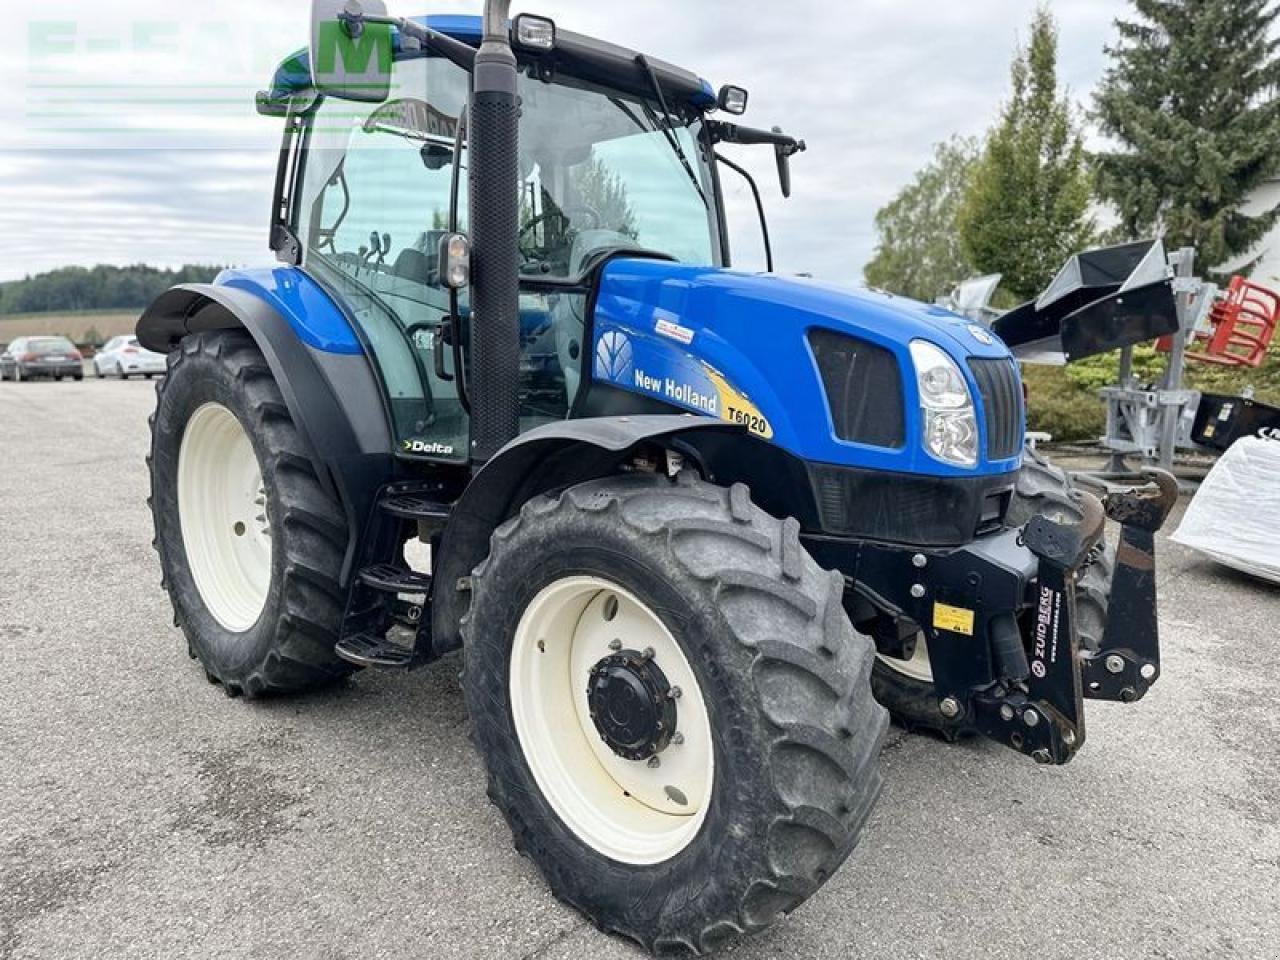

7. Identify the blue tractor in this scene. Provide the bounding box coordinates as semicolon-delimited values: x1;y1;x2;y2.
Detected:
139;2;1176;952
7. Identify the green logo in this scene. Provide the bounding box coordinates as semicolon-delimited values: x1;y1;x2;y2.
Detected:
312;19;393;100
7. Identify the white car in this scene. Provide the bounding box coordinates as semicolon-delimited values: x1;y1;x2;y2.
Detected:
93;336;166;379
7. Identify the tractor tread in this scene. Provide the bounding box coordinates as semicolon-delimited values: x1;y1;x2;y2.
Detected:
462;472;886;955
148;330;355;697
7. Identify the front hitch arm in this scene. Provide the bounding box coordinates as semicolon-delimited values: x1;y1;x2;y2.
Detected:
973;491;1107;765
1081;469;1179;703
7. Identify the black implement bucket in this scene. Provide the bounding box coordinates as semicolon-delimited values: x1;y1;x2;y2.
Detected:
994;240;1181;364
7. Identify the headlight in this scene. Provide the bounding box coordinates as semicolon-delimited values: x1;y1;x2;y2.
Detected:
909;340;978;467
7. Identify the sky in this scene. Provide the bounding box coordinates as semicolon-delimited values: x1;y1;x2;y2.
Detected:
0;0;1132;284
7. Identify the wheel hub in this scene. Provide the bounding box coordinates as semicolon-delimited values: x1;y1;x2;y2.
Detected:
587;650;678;762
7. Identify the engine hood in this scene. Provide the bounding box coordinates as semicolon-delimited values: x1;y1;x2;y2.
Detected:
588;259;1023;479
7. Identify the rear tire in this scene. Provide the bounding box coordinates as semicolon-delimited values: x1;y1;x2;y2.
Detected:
463;471;886;954
870;444;1113;738
148;330;354;697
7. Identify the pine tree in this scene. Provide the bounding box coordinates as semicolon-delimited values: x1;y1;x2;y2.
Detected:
959;8;1096;302
864;137;979;302
1094;0;1280;273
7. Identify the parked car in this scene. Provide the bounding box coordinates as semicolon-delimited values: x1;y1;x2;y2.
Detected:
93;335;166;379
0;336;85;382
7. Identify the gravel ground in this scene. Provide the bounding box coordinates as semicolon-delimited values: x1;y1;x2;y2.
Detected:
2;378;1278;960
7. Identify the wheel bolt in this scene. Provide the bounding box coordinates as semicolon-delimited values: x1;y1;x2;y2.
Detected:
672;733;685;746
608;639;622;652
999;704;1015;722
939;697;961;719
1023;709;1040;728
669;686;682;700
647;756;661;769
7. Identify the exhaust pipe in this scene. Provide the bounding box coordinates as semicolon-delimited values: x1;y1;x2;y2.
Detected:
468;0;521;462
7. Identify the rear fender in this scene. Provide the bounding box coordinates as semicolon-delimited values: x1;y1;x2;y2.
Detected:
431;416;740;653
138;283;393;584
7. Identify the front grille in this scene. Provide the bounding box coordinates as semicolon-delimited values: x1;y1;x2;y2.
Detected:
968;357;1024;460
809;464;1014;547
809;330;905;448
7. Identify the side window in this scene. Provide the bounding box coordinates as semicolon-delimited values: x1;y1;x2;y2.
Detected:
299;56;471;460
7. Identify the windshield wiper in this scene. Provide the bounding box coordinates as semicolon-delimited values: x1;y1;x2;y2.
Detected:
635;55;709;209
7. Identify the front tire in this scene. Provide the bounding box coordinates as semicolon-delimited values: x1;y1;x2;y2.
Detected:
148;330;354;697
463;472;886;954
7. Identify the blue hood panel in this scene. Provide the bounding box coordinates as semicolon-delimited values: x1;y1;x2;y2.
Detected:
591;260;1023;478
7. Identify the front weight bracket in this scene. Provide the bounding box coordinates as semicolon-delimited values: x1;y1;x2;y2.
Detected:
1083;469;1178;703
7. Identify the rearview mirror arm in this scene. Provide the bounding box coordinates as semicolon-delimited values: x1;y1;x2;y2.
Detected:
345;12;478;73
708;120;806;156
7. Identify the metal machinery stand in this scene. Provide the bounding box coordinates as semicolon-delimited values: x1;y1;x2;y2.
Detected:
1097;249;1218;486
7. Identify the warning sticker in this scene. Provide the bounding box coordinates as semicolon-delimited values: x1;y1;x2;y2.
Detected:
933;602;975;636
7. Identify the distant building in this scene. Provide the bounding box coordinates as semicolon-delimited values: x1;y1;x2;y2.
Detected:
1242;177;1280;284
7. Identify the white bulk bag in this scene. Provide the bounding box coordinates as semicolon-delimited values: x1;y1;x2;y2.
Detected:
1172;436;1280;584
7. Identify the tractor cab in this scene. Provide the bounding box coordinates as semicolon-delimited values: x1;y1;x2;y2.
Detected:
258;13;784;464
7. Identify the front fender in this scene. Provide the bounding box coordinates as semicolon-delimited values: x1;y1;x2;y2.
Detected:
431;415;740;654
138;281;392;584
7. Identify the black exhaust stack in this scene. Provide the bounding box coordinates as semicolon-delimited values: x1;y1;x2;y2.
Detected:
468;0;521;462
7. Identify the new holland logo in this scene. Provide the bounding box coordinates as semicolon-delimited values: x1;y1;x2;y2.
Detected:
403;439;456;456
595;330;634;381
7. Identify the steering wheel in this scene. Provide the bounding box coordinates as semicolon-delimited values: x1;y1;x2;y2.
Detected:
518;204;603;260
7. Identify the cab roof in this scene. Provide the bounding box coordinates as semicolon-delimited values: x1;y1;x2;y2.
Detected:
265;14;717;113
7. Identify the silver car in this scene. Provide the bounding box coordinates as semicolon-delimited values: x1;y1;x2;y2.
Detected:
93;335;167;379
0;336;85;382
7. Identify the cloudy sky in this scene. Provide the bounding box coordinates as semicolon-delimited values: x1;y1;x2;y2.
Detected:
0;0;1130;283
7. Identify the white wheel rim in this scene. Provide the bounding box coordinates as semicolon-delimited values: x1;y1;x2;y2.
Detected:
877;632;934;683
177;403;272;633
509;577;714;865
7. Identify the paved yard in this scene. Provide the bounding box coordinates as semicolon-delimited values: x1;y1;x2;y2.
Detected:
2;379;1278;960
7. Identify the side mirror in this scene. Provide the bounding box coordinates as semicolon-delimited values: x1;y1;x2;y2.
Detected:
773;127;792;199
310;0;394;104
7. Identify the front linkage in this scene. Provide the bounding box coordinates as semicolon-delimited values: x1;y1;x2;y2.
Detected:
807;469;1178;765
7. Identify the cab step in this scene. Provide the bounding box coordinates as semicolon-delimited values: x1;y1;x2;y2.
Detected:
358;563;432;595
379;491;453;522
335;632;416;670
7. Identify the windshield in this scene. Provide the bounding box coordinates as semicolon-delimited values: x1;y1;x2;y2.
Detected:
29;338;76;354
515;75;720;279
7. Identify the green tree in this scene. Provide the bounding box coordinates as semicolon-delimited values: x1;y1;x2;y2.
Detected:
959;8;1096;301
571;153;638;240
863;137;979;302
1094;0;1280;274
0;264;225;315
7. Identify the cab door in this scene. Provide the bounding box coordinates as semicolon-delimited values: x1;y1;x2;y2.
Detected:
298;54;471;462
